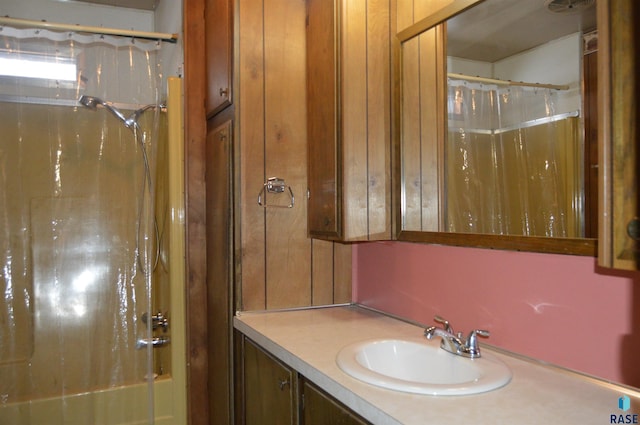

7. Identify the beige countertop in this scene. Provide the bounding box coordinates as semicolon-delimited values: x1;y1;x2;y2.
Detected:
233;305;640;425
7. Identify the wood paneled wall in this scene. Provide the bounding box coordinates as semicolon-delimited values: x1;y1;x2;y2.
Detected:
397;0;454;30
237;0;351;311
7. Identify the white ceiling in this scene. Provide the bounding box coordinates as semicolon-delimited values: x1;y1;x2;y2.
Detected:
74;0;158;10
75;0;596;63
448;0;597;62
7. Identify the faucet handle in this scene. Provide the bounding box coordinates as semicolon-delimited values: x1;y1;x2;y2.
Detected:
465;329;490;357
433;315;454;334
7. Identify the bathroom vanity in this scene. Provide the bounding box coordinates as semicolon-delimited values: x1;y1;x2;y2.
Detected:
234;305;640;425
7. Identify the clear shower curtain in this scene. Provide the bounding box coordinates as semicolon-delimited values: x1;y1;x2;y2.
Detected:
446;81;580;237
0;25;163;424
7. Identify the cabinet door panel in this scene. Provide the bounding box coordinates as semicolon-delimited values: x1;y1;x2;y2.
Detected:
306;0;341;239
206;120;233;424
243;339;295;425
301;379;370;425
205;0;232;116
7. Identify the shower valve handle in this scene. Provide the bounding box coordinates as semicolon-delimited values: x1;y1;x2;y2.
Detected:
141;311;169;332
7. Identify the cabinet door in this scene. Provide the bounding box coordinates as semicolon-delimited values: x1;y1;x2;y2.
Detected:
598;0;640;270
243;338;295;425
206;119;233;424
301;379;370;425
306;0;341;239
205;0;233;117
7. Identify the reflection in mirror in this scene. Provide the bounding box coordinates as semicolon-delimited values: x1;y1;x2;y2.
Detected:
446;75;582;237
445;0;596;238
399;0;597;245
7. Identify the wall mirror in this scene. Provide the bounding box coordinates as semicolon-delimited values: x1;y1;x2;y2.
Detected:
395;0;598;255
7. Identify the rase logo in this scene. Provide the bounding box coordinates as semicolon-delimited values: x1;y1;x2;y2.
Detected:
611;395;638;424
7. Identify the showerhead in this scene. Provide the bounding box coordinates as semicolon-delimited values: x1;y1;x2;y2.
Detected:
78;95;127;125
78;95;100;111
79;95;165;132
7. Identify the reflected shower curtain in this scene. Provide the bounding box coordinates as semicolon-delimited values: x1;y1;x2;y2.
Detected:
0;25;163;424
446;81;581;237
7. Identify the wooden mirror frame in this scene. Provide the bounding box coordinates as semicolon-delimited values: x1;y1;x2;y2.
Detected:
392;0;597;256
598;0;640;269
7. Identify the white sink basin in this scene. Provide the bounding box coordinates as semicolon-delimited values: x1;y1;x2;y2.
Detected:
336;337;512;396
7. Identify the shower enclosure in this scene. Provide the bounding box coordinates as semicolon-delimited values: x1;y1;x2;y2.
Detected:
446;80;582;237
0;21;186;425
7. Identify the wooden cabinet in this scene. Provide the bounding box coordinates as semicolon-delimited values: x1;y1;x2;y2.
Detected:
306;0;392;241
236;0;352;310
235;334;370;425
205;0;233;117
597;0;640;270
300;379;370;425
192;1;354;424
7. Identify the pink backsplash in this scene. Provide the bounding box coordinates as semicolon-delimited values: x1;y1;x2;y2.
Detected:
353;241;640;387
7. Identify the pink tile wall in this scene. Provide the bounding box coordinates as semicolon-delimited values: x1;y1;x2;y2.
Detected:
353;241;640;387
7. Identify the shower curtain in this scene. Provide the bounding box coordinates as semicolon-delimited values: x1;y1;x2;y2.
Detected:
446;80;581;237
0;24;164;424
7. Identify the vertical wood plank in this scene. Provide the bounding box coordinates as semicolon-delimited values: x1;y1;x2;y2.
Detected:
239;0;267;310
183;0;209;423
333;242;353;304
311;239;335;306
418;28;441;231
342;0;369;240
396;0;416;233
264;0;312;308
400;36;422;230
435;25;447;230
583;51;599;239
396;0;414;31
205;120;233;425
366;0;392;240
306;0;342;239
597;0;612;266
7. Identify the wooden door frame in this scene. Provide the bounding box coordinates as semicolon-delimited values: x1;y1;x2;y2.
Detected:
184;0;210;423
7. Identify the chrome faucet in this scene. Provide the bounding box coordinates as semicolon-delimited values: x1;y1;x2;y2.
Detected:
424;315;490;358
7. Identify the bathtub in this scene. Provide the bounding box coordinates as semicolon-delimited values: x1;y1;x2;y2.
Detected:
0;77;187;425
0;377;177;425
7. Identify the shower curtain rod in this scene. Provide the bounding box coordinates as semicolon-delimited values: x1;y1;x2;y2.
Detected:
448;110;580;135
0;16;178;43
448;72;570;91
